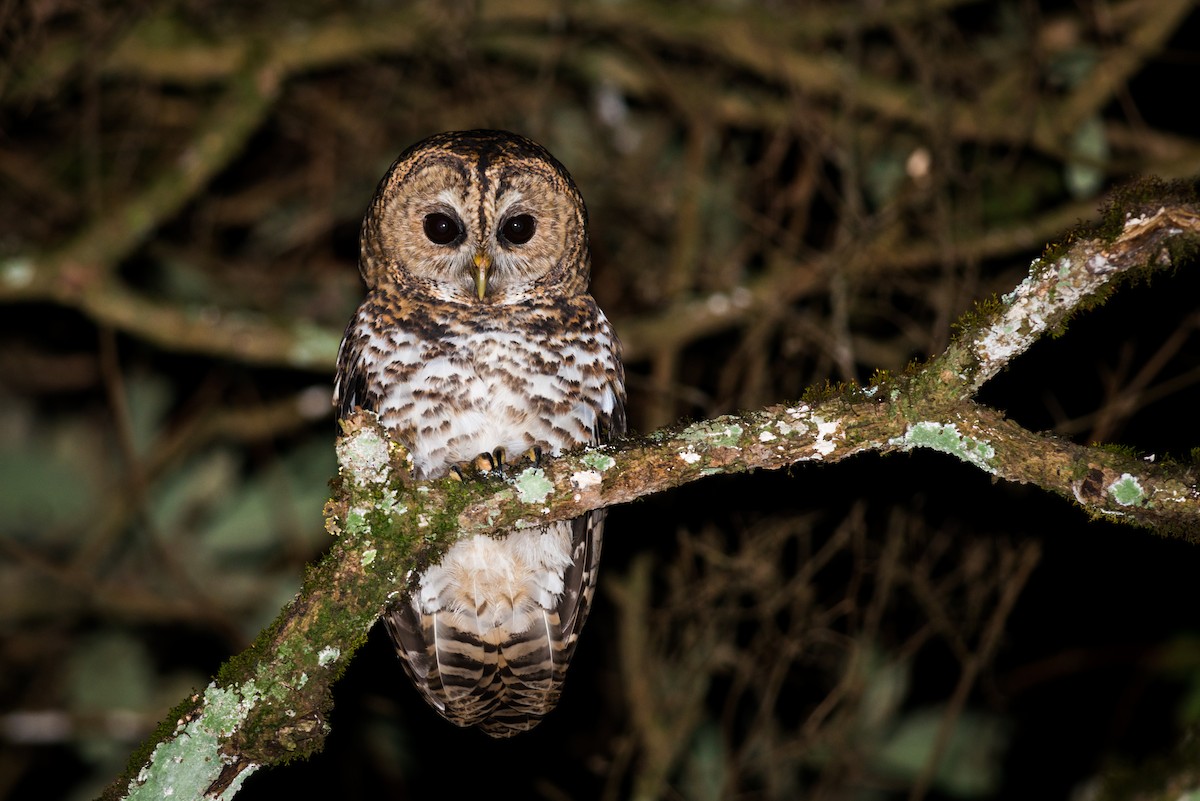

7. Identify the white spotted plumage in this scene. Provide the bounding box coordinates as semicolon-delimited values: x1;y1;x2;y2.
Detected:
334;130;625;737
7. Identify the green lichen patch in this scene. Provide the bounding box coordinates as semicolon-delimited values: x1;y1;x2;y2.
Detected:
891;422;997;474
125;682;261;801
317;646;341;667
375;488;404;515
360;547;376;567
680;419;744;448
513;467;554;504
1108;473;1146;507
206;681;261;737
126;726;253;800
581;451;616;471
343;508;368;537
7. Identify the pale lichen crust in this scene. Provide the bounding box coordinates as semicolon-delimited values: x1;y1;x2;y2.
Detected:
890;421;997;474
125;682;261;801
513;467;554;504
1107;473;1145;507
336;428;392;488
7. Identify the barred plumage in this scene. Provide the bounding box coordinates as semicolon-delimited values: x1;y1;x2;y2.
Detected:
334;130;625;737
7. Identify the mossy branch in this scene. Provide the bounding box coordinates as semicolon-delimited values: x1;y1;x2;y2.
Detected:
103;191;1200;799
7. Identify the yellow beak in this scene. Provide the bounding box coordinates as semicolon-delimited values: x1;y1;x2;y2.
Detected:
472;251;491;300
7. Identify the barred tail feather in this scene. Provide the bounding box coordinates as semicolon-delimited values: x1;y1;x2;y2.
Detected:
384;513;604;737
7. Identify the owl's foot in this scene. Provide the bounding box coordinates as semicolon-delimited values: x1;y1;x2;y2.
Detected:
448;446;543;481
513;445;543;471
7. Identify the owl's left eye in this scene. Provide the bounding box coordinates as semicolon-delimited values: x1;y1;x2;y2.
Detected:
499;214;536;245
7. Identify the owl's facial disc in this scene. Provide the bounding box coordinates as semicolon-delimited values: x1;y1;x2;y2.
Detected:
372;153;584;303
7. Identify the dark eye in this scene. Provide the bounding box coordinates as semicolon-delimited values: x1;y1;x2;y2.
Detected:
499;214;536;245
423;212;463;245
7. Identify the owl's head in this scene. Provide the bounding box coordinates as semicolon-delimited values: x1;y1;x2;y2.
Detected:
359;130;591;304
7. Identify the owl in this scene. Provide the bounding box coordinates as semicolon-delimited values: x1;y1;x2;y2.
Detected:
334;130;626;737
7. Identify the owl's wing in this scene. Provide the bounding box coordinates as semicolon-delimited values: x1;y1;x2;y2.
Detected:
600;398;627;442
556;509;605;666
596;322;627;442
333;320;380;420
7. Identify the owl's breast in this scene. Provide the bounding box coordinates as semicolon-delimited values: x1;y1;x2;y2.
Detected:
369;317;616;479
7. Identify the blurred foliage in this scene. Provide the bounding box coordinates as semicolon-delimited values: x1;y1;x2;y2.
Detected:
3;0;1200;799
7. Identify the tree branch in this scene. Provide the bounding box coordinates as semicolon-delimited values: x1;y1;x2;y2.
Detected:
101;189;1200;799
0;53;347;371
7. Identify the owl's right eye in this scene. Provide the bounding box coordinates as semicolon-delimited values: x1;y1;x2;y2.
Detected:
423;212;463;245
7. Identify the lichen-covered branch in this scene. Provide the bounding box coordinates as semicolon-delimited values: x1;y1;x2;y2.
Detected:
942;201;1200;395
104;195;1200;798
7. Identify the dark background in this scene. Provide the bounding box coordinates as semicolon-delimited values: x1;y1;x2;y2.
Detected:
2;1;1200;799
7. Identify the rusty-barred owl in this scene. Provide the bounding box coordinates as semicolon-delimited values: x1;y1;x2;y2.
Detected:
334;129;626;737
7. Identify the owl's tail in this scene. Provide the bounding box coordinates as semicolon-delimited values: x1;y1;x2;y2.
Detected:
384;512;604;737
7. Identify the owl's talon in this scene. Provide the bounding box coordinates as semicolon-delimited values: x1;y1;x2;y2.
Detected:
472;451;496;473
505;446;542;470
453;446;544;480
453;448;509;480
